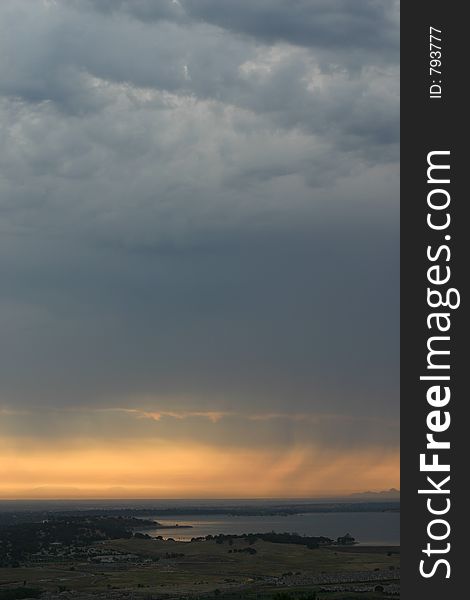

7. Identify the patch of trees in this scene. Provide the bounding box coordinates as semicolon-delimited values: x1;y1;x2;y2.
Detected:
228;547;257;555
198;532;332;548
0;589;43;600
0;501;398;524
273;594;317;600
134;532;152;539
0;515;154;566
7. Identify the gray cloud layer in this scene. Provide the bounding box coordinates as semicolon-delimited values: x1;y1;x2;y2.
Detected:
0;1;399;448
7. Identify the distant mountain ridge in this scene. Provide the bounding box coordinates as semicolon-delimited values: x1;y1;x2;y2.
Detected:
349;488;400;500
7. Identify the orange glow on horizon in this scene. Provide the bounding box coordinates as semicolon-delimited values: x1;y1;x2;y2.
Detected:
0;438;399;499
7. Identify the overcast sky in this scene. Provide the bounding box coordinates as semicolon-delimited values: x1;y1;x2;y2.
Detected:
0;0;399;498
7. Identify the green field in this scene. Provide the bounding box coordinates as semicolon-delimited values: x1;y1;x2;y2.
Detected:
0;538;400;599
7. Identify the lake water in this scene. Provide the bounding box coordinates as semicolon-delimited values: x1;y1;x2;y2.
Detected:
142;512;399;546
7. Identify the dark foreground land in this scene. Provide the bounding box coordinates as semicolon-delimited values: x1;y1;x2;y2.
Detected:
0;514;399;600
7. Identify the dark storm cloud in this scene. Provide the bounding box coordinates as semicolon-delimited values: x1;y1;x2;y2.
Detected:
71;0;186;22
181;0;399;56
0;407;399;452
1;223;398;422
0;0;399;451
74;0;399;59
1;1;398;154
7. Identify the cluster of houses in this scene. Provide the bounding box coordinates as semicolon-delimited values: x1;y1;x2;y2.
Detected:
27;545;142;566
